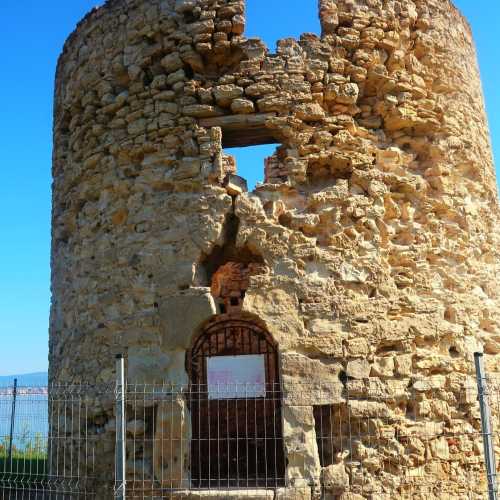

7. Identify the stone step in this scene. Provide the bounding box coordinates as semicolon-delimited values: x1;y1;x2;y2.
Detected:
168;489;275;499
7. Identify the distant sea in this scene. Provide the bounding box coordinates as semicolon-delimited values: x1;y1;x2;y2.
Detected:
0;372;48;388
0;372;49;449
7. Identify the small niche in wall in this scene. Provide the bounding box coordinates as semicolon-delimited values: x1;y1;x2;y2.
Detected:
313;404;352;467
210;261;266;314
313;405;337;467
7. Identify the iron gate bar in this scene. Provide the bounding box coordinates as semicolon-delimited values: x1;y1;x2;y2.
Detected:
187;316;286;488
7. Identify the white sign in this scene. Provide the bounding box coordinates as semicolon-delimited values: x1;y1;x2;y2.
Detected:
207;355;266;399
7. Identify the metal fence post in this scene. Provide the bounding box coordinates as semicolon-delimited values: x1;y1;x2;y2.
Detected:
7;378;18;466
115;355;127;499
474;352;498;500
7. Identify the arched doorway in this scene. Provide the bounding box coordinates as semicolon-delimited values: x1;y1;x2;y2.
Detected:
187;317;285;488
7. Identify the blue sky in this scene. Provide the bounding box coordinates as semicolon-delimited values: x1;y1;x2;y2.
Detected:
0;1;498;376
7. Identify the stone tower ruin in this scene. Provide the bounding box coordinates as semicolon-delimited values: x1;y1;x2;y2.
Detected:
51;0;500;497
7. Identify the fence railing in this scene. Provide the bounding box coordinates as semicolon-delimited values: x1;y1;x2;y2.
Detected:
0;383;115;499
1;354;499;499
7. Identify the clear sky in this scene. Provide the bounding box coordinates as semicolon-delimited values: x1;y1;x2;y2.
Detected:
0;1;498;376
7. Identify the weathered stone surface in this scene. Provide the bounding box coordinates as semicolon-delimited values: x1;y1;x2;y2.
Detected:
126;419;146;436
51;0;500;497
128;348;188;384
161;52;183;72
347;359;371;379
213;84;244;107
158;292;216;349
244;287;305;349
182;104;224;117
171;490;273;499
154;396;191;488
231;98;255;114
275;487;312;500
282;405;321;483
175;0;197;14
322;462;350;494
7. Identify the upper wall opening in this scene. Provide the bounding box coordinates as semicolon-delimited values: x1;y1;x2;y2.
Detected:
224;144;278;190
222;126;277;149
199;115;282;189
199;115;279;149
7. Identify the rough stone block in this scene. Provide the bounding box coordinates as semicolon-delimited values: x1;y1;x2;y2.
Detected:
213;84;244;107
231;98;255;114
346;359;371;379
174;0;196;14
321;463;350;494
158;292;216;349
127;348;188;385
157;262;196;292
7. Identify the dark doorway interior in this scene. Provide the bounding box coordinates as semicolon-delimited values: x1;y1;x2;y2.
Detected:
187;317;285;488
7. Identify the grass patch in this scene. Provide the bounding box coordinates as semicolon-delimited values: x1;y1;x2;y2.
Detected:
0;437;48;486
0;458;48;491
0;457;48;475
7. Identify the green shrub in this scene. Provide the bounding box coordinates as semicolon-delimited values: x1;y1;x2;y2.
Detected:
0;434;48;486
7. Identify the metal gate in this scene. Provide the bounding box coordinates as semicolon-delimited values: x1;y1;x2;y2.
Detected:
187;317;286;488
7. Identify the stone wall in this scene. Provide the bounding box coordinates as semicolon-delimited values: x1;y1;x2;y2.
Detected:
51;0;500;497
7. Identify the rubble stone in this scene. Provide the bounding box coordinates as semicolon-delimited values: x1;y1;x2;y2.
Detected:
51;0;500;497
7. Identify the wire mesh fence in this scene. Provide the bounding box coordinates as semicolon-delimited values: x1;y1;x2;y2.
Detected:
0;371;498;499
0;385;48;498
0;384;115;499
